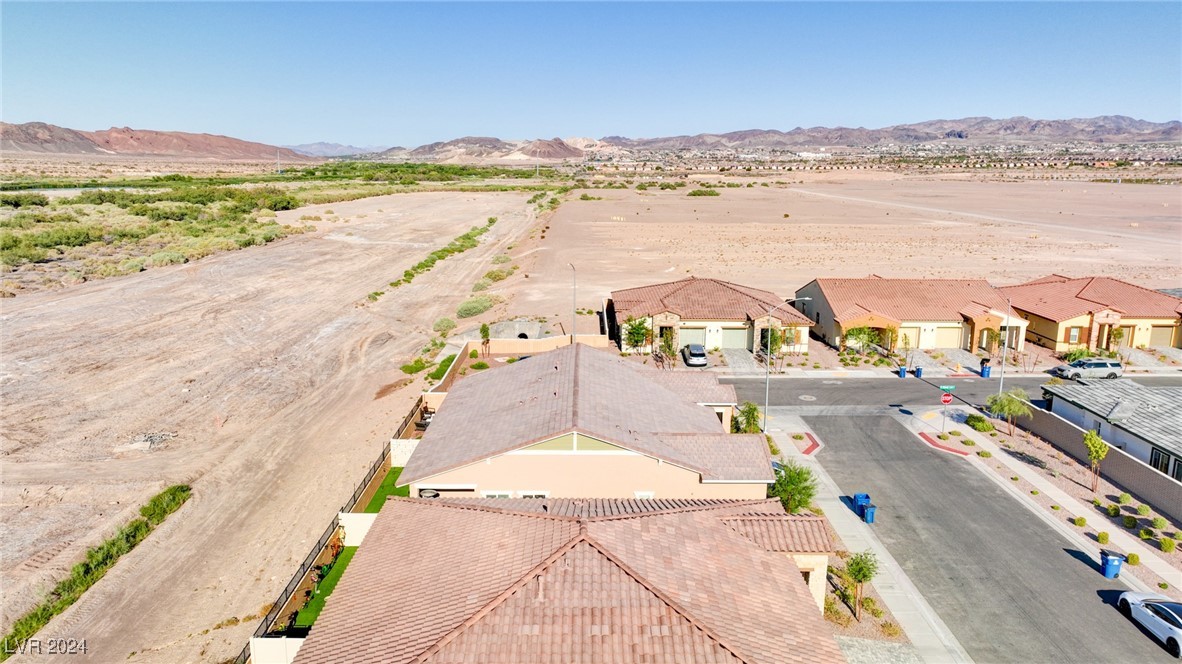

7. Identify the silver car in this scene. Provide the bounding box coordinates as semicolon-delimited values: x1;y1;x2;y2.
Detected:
1119;592;1182;658
1050;359;1123;380
681;344;708;368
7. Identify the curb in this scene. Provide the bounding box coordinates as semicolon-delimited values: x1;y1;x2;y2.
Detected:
917;432;971;457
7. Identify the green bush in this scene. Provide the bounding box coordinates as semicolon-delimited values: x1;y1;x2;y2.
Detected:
965;414;995;432
1051;505;1061;510
1107;504;1121;517
687;189;720;197
1162;538;1177;554
937;434;949;441
977;450;992;458
1073;517;1086;527
469;349;479;359
948;430;962;436
139;485;192;525
960;439;976;446
0;193;50;208
471;279;491;292
1137;504;1151;516
400;357;431;374
427;355;456;381
791;434;805;440
1127;552;1140;565
148;250;186;266
483;268;512;282
1097;531;1109;544
491;254;511;264
1140;528;1155;540
1118;492;1132;505
1123;515;1138;529
1152;517;1167;530
471;361;489;370
1031;490;1040;495
456;295;494;318
432;318;456;335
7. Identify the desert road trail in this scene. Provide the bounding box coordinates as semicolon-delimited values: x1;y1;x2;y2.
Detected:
1;192;534;662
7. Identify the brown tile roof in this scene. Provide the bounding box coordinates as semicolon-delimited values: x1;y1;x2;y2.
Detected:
803;277;1013;324
999;274;1182;322
645;370;738;405
722;514;834;554
399;344;767;485
613;277;813;325
447;497;786;518
293;499;845;664
653;433;774;482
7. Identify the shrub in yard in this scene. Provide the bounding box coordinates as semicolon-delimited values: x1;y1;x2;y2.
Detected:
937;434;950;441
1118;493;1132;505
432;317;456;335
965;414;994;432
948;430;962;436
400;357;431;374
977;451;992;458
989;432;998;437
1137;504;1151;516
427;355;456;381
1092;498;1103;507
1162;538;1177;554
961;439;975;446
1107;504;1121;517
823;596;852;627
1031;490;1040;495
861;597;884;619
1140;528;1155;540
456;295;494;318
1073;517;1086;527
1161;583;1170;590
880;622;902;638
1051;505;1061;511
1127;553;1140;566
1097;532;1109;544
1152;517;1167;530
1011;476;1019;482
1123;515;1138;529
471;361;489;370
469;349;479;359
792;433;805;440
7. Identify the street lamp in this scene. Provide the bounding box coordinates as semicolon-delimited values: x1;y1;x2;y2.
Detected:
764;297;811;432
998;295;1015;396
568;263;576;344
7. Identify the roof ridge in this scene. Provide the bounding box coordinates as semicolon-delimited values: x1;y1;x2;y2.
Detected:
394;496;579;521
411;527;588;663
571;343;581;429
580;533;755;663
587;497;782;522
1084;274;1182;304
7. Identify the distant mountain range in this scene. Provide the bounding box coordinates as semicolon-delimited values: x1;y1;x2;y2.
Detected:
3;116;1178;162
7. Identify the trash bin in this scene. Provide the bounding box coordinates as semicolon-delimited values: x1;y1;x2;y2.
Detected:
864;504;877;524
898;365;907;378
915;366;924;378
853;493;871;517
1100;550;1124;579
981;365;992;378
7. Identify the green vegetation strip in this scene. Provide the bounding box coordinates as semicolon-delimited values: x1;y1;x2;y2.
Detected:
294;547;358;628
378;217;498;299
0;485;191;659
364;467;409;513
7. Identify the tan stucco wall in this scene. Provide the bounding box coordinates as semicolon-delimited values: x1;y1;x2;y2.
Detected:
1122;317;1181;349
411;448;768;500
789;552;830;612
1021;311;1091;352
795;282;837;343
1016;311;1177;352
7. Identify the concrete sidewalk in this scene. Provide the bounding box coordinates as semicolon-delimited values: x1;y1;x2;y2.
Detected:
769;427;972;664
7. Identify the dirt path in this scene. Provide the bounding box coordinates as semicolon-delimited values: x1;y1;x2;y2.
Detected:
1;192;535;662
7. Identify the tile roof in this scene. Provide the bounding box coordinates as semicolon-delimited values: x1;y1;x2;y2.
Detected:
446;497;787;519
721;514;834;554
399;344;767;485
802;277;1014;324
612;277;813;325
1044;379;1182;456
646;371;739;405
1000;275;1182;322
653;433;774;482
293;499;845;664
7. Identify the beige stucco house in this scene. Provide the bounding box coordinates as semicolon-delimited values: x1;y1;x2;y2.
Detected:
795;276;1027;352
609;276;813;354
999;275;1182;353
398;343;773;500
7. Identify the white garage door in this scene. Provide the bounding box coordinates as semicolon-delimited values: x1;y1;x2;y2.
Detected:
1149;326;1175;347
934;326;963;349
680;327;706;346
721;328;749;349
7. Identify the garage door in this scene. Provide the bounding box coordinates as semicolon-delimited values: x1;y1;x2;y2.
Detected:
721;327;748;349
934;326;963;348
898;327;920;351
680;327;706;346
1149;326;1175;347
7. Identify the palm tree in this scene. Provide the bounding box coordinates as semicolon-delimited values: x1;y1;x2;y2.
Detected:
986;388;1033;435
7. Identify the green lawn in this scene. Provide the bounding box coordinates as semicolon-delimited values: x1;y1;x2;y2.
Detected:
293;546;357;628
363;466;408;513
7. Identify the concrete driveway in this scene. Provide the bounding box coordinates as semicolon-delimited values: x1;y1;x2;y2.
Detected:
802;415;1173;663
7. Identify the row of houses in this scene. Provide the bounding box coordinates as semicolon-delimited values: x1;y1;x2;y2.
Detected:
607;274;1182;356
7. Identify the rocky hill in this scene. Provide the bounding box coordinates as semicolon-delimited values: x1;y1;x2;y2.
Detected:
2;122;312;160
284;142;391;157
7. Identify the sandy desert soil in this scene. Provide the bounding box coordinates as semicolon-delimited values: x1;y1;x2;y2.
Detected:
0;192;534;661
506;176;1181;329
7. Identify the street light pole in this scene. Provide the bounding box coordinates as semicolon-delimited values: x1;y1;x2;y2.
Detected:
763;297;811;432
999;296;1013;396
567;261;576;342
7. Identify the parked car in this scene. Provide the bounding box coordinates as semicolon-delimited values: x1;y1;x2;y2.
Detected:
681;344;708;367
1118;592;1182;657
1050;359;1123;380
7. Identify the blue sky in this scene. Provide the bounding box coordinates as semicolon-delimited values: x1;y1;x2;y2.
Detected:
3;2;1179;147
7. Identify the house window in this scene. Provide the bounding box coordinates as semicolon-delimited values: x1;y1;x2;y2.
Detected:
1172;459;1182;482
481;491;512;499
801;571;811;585
1150;448;1171;474
518;491;549;499
1068;328;1081;344
634;491;655;499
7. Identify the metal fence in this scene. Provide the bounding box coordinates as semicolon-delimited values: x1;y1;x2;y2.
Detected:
231;438;392;664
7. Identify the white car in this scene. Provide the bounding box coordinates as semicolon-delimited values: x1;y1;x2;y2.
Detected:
1119;591;1182;658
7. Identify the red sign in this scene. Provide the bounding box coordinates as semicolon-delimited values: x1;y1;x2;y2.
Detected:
941;393;953;405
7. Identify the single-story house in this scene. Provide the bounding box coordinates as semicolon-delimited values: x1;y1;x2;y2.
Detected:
291;497;845;664
794;276;1027;352
999;275;1182;352
398;343;773;500
609;276;813;353
1043;379;1182;481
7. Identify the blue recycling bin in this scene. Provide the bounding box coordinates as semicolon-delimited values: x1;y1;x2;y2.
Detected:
915;366;924;378
864;504;877;524
981;365;992;378
853;493;871;517
898;365;907;378
1101;550;1124;579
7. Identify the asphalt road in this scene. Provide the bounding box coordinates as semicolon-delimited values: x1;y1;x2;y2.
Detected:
800;415;1172;663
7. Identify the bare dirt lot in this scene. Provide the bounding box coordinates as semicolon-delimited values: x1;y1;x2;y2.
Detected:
1;191;533;661
507;176;1181;329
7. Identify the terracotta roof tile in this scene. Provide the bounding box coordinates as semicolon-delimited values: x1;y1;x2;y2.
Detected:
1000;275;1182;322
613;277;812;325
804;277;1012;324
445;497;783;518
721;514;834;554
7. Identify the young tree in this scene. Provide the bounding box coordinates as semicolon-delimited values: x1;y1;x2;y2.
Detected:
845;551;880;620
736;401;762;434
880;326;899;352
1083;430;1109;493
984;328;1002;359
623;317;651;352
1108;327;1125;351
985;388;1033;436
769;461;817;514
844;326;874;355
659;328;677;366
480;322;491;358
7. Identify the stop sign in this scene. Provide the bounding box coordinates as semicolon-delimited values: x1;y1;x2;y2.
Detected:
941;393;953;405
